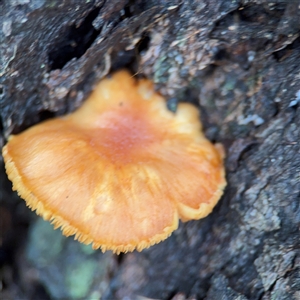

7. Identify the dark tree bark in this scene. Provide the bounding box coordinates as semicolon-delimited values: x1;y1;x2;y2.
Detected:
1;1;299;300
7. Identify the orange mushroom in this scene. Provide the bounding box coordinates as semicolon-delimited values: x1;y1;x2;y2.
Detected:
2;70;226;253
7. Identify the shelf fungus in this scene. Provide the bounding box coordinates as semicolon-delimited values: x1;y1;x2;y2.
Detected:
2;70;226;254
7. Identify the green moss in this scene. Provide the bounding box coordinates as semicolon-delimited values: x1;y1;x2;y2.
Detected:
223;77;237;91
65;259;97;299
153;54;169;84
47;1;58;8
27;218;65;266
79;243;96;255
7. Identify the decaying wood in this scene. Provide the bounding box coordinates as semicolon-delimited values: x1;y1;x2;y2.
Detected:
1;1;299;299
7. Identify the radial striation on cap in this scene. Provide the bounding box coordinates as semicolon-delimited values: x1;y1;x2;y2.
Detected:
2;70;226;254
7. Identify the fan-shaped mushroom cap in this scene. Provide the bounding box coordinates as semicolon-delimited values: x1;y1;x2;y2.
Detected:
2;70;226;253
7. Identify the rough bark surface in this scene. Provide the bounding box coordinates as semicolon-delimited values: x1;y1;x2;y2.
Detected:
1;1;299;300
